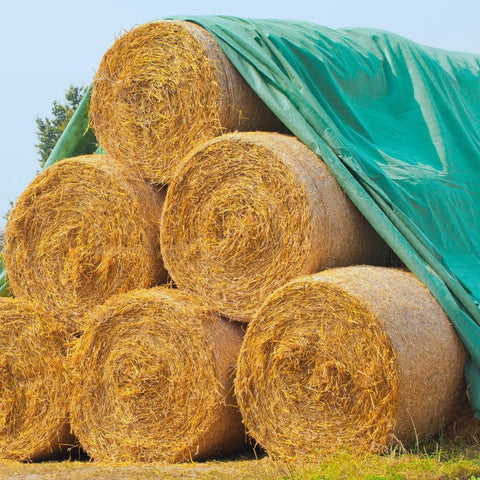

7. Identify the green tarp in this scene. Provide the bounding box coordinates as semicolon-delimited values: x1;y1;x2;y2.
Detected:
2;16;480;414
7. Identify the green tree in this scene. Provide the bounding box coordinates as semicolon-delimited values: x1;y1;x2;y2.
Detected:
35;85;87;168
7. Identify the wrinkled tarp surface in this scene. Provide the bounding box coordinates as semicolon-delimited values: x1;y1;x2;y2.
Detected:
3;16;480;414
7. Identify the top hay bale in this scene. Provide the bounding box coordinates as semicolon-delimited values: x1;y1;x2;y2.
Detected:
90;20;283;185
4;154;166;333
0;297;74;461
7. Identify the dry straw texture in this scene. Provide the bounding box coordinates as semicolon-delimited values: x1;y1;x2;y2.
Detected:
161;132;389;322
0;297;74;461
69;287;246;463
234;265;466;460
4;154;166;334
444;397;480;445
90;20;283;185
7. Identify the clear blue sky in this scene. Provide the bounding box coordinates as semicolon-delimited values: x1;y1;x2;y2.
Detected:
1;0;479;230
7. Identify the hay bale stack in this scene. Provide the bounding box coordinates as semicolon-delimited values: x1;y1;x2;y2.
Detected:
161;132;389;322
69;287;246;463
90;20;283;185
0;297;74;461
234;265;466;459
4;154;166;334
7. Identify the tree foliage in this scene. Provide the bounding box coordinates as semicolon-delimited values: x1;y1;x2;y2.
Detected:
35;85;87;168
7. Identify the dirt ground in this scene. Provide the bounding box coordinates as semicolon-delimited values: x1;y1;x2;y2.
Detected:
0;455;288;480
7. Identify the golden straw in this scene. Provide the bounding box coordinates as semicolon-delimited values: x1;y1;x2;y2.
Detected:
161;132;389;322
4;154;166;334
90;20;283;184
235;266;466;460
69;287;246;463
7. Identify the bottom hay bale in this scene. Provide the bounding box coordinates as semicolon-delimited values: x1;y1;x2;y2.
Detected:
235;266;466;460
69;287;246;463
0;297;74;461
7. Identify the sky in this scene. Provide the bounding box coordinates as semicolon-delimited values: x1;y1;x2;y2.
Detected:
1;0;479;230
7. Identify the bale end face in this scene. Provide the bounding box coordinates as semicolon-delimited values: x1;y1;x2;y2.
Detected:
0;297;74;461
90;20;282;185
69;287;246;463
235;266;466;459
161;132;389;322
4;154;166;333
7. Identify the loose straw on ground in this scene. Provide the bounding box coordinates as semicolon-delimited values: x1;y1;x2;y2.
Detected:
234;265;466;460
0;297;74;461
90;20;283;185
4;154;166;334
444;397;480;445
69;287;246;463
161;132;389;322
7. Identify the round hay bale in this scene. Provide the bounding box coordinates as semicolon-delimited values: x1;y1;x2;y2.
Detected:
160;131;390;322
234;265;466;459
90;20;283;185
69;287;246;463
0;297;74;461
4;154;166;334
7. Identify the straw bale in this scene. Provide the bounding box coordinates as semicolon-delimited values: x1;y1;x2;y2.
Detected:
90;20;283;185
69;287;246;463
0;297;74;461
234;265;466;460
4;154;166;334
160;132;390;322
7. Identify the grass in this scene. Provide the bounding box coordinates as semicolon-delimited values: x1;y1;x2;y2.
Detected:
289;437;480;480
1;438;480;480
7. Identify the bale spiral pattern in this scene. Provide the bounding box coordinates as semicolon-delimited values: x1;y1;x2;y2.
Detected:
69;287;246;463
235;266;466;459
90;20;282;184
0;297;73;461
4;154;166;333
161;132;389;322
